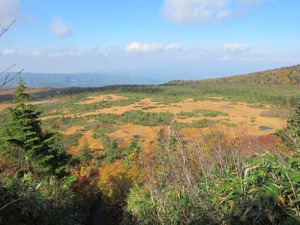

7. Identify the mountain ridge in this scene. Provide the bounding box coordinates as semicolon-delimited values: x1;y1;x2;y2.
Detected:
2;72;167;88
2;64;300;89
167;64;300;86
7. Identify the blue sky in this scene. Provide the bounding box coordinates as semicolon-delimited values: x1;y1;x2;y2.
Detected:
0;0;299;79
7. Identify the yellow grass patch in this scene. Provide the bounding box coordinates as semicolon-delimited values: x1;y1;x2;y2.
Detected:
78;130;103;150
40;97;285;136
81;98;160;115
179;123;249;143
0;103;13;111
30;99;60;105
60;126;103;155
108;123;166;148
68;130;103;155
41;98;160;120
78;94;126;104
106;122;256;148
144;100;285;136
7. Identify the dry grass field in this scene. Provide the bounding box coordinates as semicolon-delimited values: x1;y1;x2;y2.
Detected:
0;93;287;153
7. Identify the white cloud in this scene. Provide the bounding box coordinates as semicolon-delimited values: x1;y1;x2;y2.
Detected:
3;48;118;59
0;0;19;26
224;43;251;52
51;19;72;37
29;50;44;57
165;43;182;51
125;42;163;53
221;56;231;60
48;51;82;57
202;47;219;52
217;10;231;21
181;54;199;61
162;0;269;25
2;49;15;55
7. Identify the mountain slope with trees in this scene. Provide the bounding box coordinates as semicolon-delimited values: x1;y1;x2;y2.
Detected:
218;64;300;86
168;64;300;87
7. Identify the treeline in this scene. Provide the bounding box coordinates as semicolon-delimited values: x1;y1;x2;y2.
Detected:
221;64;300;86
32;85;162;100
2;81;300;108
0;85;161;102
168;64;300;87
164;82;300;107
30;75;300;107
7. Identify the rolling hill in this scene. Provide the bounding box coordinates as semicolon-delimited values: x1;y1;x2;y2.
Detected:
168;64;300;86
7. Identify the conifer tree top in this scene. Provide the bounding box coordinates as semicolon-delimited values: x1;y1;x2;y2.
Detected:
13;76;30;104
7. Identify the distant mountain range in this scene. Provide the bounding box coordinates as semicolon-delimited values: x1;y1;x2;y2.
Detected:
168;64;300;87
2;73;167;88
3;64;300;89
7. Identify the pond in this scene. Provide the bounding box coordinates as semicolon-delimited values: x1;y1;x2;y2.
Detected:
259;126;273;131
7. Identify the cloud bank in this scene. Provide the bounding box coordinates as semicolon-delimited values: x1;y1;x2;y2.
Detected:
0;0;19;26
125;42;163;53
125;42;183;53
2;49;15;55
51;19;72;37
165;43;182;51
162;0;269;25
224;43;251;52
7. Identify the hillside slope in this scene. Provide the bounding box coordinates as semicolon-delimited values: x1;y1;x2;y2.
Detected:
168;64;300;86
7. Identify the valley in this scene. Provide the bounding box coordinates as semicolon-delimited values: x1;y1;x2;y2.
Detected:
1;1;300;223
0;92;287;153
1;65;300;225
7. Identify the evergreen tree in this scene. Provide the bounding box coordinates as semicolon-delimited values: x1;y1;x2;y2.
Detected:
106;140;120;163
78;139;92;162
1;76;70;177
12;76;30;104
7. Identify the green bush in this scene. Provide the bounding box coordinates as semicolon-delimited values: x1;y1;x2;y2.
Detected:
125;131;300;225
121;110;173;126
191;118;218;128
0;173;79;225
64;132;83;150
277;103;300;151
178;109;228;118
215;152;300;225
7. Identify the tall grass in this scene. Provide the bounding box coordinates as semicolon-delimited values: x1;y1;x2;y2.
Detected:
124;125;300;224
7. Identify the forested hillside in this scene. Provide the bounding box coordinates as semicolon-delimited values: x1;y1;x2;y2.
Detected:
169;64;300;86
